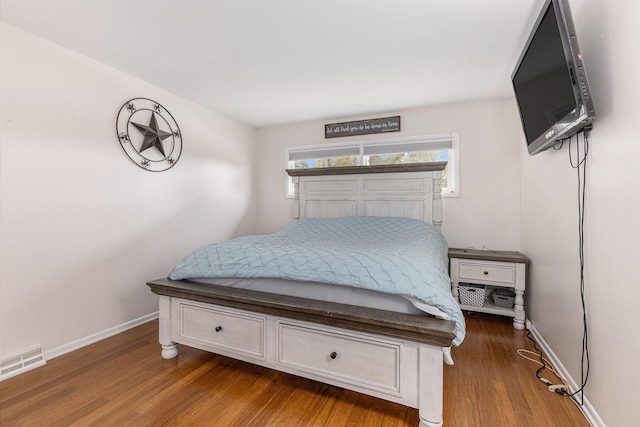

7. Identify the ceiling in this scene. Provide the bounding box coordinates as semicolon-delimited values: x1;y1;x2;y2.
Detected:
1;0;578;128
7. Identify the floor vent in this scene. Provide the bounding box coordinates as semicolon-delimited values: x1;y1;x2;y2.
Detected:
0;346;46;381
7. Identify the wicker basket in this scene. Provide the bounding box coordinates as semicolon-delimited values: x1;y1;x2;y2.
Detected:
458;283;486;307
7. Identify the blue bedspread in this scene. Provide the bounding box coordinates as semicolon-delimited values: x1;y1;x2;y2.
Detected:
169;217;465;345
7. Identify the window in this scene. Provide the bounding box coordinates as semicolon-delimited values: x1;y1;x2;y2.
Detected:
286;133;460;198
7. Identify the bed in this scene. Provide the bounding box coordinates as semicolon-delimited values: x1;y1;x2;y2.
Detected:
147;162;463;427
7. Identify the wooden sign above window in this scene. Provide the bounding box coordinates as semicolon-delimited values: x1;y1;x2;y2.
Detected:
324;116;401;139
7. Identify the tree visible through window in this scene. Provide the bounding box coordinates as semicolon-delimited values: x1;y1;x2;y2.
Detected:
366;150;448;187
294;156;356;169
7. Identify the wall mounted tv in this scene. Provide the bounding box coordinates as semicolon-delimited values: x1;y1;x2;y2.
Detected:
512;0;595;155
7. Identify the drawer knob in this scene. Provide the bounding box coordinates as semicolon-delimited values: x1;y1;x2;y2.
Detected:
483;271;489;275
215;326;222;332
329;351;337;360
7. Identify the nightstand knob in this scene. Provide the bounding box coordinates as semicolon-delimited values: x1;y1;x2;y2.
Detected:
215;326;222;332
483;271;489;275
330;351;337;360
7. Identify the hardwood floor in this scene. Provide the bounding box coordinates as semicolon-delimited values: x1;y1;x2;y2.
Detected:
1;312;589;426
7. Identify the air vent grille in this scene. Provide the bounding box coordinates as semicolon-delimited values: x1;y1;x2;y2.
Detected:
0;346;45;381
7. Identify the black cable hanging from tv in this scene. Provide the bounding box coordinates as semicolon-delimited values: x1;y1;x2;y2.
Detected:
567;128;591;406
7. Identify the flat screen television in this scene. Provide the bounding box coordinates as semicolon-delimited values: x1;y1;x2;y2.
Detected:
512;0;595;155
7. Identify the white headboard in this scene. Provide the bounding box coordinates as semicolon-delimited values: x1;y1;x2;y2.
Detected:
286;162;445;230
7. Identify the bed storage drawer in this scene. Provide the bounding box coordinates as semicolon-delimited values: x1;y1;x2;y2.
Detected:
458;260;516;284
276;322;401;395
172;299;267;359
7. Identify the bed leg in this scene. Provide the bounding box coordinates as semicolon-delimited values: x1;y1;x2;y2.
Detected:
161;344;178;359
159;296;178;359
418;344;444;427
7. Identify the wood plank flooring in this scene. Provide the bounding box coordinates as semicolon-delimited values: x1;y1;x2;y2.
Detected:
1;312;590;426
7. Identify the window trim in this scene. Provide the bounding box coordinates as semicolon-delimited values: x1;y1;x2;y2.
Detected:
285;132;460;198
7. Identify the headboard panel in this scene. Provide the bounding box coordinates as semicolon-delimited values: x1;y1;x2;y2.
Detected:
286;162;446;230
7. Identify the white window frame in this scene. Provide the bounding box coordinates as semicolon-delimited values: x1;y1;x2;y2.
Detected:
285;132;460;198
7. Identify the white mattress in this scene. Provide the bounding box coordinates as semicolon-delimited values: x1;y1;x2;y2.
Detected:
193;277;449;320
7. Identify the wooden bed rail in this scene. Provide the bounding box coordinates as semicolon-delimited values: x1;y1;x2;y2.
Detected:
148;278;456;348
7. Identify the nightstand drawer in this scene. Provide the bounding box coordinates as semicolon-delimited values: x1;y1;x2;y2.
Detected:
458;260;516;284
173;300;266;359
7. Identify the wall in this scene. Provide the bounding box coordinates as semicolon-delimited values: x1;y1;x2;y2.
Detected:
256;98;523;251
521;1;640;425
0;24;257;359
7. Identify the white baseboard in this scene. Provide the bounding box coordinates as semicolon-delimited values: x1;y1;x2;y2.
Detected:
528;321;606;427
45;311;159;361
1;312;159;382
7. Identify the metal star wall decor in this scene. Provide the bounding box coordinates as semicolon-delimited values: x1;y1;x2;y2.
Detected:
116;98;182;172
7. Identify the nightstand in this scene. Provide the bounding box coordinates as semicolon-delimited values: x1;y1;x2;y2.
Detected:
448;248;529;329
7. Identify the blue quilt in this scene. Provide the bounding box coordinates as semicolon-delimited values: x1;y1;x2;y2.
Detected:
169;217;465;345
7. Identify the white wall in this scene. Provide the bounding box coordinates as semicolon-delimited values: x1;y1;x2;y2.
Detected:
521;1;640;426
256;98;523;251
0;24;257;359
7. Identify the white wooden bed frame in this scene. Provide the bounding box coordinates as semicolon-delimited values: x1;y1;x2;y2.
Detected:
148;162;456;427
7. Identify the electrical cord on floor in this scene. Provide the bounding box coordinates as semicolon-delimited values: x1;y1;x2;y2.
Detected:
519;329;594;427
521;329;568;392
